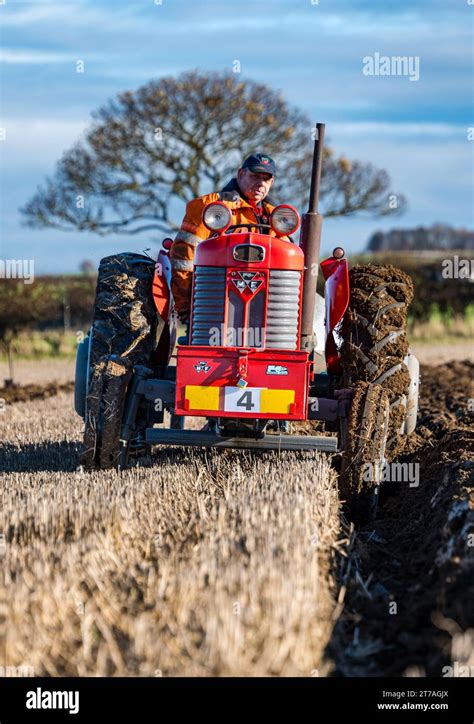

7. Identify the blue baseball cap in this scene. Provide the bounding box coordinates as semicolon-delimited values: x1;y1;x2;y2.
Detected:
241;153;276;176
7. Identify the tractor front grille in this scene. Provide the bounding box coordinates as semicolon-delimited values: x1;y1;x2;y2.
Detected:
265;270;301;350
190;267;301;349
191;266;226;345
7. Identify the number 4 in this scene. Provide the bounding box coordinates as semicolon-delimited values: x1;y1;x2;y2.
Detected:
236;391;255;411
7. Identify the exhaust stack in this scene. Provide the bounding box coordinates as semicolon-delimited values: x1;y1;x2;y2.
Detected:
299;122;325;353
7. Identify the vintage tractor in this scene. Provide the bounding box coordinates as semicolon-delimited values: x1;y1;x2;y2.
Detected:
75;123;419;522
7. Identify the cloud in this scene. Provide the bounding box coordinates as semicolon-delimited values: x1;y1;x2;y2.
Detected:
330;122;466;140
0;5;62;26
1;118;88;168
2;1;157;34
2;0;467;41
0;49;74;64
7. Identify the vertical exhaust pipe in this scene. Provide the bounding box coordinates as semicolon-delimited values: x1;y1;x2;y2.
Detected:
299;122;325;353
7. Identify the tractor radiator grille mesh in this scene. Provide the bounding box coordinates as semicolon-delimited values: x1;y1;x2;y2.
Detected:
191;266;226;345
191;267;301;348
265;270;301;350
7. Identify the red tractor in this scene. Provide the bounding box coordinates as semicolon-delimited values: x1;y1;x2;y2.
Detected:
75;124;419;522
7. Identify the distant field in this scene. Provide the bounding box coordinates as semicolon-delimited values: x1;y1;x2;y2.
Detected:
409;342;473;365
0;359;75;386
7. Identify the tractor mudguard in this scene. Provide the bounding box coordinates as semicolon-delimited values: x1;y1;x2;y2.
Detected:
320;256;350;375
312;292;326;356
152;248;171;322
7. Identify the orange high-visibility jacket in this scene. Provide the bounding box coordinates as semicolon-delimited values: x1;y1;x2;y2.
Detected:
170;181;278;321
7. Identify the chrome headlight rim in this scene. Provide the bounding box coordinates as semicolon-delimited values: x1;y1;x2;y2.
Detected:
202;201;233;232
270;204;301;237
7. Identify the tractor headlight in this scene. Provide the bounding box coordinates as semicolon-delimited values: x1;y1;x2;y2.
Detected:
202;202;232;232
270;205;300;237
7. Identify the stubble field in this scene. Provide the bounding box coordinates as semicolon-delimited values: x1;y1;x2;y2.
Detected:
1;350;472;677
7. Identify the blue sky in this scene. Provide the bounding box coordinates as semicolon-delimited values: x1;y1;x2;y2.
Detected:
0;0;472;273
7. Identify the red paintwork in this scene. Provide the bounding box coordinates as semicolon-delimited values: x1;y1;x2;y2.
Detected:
320;257;350;374
194;232;304;270
224;269;268;345
152;227;351;420
189;232;305;353
175;346;310;419
152;248;171;322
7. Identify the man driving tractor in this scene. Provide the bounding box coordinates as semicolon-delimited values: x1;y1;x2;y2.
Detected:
77;122;419;526
170;153;279;323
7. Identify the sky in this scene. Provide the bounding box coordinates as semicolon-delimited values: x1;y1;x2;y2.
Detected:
0;0;473;273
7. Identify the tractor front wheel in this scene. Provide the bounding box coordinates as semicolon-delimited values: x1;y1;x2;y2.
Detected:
82;355;133;469
81;253;157;470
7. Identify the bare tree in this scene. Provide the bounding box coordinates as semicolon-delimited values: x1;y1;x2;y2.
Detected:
21;71;405;237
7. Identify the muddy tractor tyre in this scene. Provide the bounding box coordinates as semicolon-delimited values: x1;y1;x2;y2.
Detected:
340;382;390;525
82;355;133;470
81;253;157;470
87;253;157;369
339;264;414;458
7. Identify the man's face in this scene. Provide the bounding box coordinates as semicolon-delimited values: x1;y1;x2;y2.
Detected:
237;168;274;204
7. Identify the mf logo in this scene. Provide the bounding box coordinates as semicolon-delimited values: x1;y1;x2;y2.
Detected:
194;361;211;373
232;271;263;294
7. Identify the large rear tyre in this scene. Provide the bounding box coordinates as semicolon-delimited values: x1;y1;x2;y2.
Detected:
81;253;157;470
340;382;390;525
88;253;157;368
339;264;414;458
